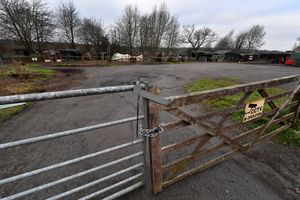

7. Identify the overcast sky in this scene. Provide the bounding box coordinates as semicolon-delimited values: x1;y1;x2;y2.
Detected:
47;0;300;50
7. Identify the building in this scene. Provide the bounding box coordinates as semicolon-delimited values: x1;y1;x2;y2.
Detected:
289;48;300;67
192;50;213;61
212;50;241;62
0;39;27;56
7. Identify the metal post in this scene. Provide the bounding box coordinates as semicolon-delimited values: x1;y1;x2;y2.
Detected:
148;87;163;193
141;82;149;190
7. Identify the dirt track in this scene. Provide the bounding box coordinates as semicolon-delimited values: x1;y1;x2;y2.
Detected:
0;63;300;200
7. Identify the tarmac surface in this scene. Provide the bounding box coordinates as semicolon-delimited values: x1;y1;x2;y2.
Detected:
1;62;300;200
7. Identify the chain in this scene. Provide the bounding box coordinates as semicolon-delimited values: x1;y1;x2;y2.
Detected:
134;77;147;87
134;77;164;138
138;123;165;137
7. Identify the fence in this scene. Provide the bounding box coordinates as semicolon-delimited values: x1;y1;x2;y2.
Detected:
147;75;300;193
0;85;148;200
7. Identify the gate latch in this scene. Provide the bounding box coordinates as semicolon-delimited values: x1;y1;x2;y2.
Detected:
133;80;170;106
138;123;164;137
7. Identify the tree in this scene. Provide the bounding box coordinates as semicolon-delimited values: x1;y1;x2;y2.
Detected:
109;26;122;54
0;0;34;50
234;31;248;50
215;30;234;50
182;25;217;50
57;1;81;49
140;3;177;56
139;14;150;55
293;37;300;50
245;24;266;52
0;0;53;52
147;3;171;55
80;17;109;56
31;0;55;52
115;5;140;55
164;16;180;55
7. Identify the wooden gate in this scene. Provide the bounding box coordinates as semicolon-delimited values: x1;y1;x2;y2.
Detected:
147;75;300;193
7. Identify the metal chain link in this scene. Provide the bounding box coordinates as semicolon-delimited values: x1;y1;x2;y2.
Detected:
138;123;165;137
134;77;164;138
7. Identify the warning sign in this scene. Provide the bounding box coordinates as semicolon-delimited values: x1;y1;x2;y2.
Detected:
243;99;265;123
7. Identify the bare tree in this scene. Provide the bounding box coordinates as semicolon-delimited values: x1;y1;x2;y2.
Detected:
139;3;177;56
293;37;300;50
0;0;34;50
108;26;126;54
32;0;55;52
80;17;109;55
214;30;234;50
149;3;171;55
57;1;80;49
0;0;54;52
139;14;150;55
245;24;266;52
234;31;248;50
115;5;140;55
164;16;180;55
182;25;197;49
182;24;217;50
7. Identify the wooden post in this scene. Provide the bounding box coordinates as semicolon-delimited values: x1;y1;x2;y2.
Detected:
148;86;163;193
292;91;300;127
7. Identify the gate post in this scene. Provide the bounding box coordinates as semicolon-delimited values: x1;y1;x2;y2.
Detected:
292;90;300;127
148;87;163;193
141;82;149;190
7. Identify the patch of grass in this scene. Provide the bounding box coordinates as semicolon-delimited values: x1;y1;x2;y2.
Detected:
29;67;55;77
0;65;55;79
185;78;239;93
26;63;42;68
185;77;300;149
274;128;300;148
0;103;31;123
0;65;56;95
0;65;55;123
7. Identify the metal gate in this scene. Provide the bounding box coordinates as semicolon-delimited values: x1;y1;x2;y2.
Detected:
0;84;148;199
144;75;300;193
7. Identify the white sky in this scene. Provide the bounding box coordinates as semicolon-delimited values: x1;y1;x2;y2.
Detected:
47;0;300;50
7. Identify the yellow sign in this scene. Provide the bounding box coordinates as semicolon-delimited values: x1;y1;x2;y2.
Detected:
243;98;265;122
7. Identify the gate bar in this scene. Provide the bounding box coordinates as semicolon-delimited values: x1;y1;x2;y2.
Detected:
0;140;142;185
2;156;143;200
0;85;140;105
102;182;144;200
79;173;143;200
47;163;143;200
0;116;143;150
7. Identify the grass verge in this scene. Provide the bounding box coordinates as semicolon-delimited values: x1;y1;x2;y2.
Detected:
0;103;32;123
185;78;300;149
0;64;55;95
0;64;55;123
